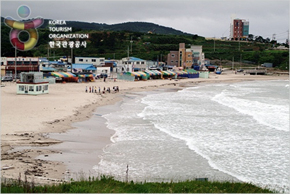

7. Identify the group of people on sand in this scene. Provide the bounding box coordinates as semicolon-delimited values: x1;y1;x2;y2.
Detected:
85;86;119;94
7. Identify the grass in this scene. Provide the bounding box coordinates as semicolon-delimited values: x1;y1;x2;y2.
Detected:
1;175;276;193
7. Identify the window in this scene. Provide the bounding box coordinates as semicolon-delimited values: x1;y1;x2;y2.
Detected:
29;86;34;91
136;62;140;64
36;86;43;92
92;59;96;62
100;59;104;62
31;61;38;65
19;85;24;91
141;62;144;64
171;54;175;57
86;60;88;62
43;85;48;91
24;61;30;65
171;61;174;63
79;59;83;62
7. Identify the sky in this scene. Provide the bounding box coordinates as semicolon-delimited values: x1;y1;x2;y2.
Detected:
1;0;289;43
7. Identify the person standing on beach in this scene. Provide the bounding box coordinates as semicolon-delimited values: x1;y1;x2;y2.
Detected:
95;86;97;93
89;86;91;93
99;87;101;93
85;86;88;93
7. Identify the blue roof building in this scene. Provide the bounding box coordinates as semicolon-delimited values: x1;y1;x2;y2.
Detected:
68;63;96;73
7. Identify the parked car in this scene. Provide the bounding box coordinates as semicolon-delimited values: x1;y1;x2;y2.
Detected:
1;76;13;82
237;69;244;72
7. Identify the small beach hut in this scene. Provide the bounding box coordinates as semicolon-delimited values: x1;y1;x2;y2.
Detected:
17;72;49;95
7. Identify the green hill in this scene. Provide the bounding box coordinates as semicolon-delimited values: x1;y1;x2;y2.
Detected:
1;17;288;70
1;17;191;35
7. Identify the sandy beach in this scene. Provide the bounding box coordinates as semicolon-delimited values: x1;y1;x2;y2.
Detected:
1;71;288;185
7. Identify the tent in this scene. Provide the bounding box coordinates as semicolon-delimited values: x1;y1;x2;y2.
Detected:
48;72;78;82
175;70;188;75
125;72;147;80
161;70;176;76
49;72;76;77
145;70;162;79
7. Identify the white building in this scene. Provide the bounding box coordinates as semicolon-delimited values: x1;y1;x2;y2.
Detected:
75;57;105;67
187;45;205;66
95;67;111;76
119;57;147;72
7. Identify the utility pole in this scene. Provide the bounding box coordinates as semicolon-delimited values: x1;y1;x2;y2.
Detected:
47;46;49;59
130;36;133;54
287;30;289;46
71;48;73;72
214;36;215;52
239;36;241;51
232;56;234;70
14;45;17;81
240;54;242;69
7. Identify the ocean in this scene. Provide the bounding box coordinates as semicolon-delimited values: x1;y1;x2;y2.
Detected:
95;80;289;192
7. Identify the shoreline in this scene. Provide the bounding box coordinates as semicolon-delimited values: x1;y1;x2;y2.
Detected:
1;72;288;185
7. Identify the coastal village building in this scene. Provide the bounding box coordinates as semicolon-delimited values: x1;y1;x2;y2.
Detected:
120;57;147;72
1;57;39;78
230;18;249;40
75;57;105;67
1;57;6;76
166;43;205;69
16;72;49;95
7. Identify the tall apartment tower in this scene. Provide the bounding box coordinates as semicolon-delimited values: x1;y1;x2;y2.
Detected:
230;18;249;40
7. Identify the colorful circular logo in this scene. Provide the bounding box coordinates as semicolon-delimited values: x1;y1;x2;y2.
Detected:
5;5;43;51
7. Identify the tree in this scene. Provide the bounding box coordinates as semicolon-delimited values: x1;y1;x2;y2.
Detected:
255;36;264;43
248;34;254;41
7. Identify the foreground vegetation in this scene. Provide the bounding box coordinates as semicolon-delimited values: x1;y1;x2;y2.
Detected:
1;175;275;193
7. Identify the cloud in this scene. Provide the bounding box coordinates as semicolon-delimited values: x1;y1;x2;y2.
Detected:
1;0;288;41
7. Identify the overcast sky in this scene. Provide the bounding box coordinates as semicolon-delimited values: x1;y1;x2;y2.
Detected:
1;0;289;42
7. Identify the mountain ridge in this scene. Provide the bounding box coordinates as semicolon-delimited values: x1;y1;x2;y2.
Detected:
1;16;194;36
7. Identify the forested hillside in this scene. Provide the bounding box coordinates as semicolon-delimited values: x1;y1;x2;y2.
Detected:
1;17;288;70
